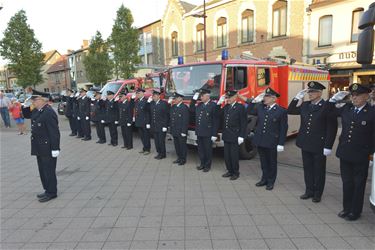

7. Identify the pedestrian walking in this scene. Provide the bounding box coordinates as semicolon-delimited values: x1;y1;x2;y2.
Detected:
0;91;11;128
8;98;26;135
329;83;374;221
288;81;338;202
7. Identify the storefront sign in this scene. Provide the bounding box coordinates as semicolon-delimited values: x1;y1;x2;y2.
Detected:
338;51;356;60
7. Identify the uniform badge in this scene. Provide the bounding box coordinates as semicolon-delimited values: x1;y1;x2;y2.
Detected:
352;84;358;90
361;121;366;125
37;123;41;127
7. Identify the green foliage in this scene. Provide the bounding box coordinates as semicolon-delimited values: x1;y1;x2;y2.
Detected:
110;4;141;79
83;31;112;85
0;10;44;88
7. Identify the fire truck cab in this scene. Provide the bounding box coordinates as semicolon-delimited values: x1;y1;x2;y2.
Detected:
165;58;330;159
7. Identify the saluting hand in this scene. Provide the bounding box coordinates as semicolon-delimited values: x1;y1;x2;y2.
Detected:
252;93;265;103
217;95;226;105
295;89;307;100
329;91;350;103
131;93;136;99
192;92;199;101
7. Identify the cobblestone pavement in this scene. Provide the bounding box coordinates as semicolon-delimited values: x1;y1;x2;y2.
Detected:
0;113;374;249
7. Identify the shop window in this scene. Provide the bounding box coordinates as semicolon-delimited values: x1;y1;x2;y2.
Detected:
318;15;333;47
351;8;364;42
241;9;254;43
272;0;287;37
257;68;270;86
196;23;204;52
217;17;227;48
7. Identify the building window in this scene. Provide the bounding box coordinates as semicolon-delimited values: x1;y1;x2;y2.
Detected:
217;17;227;48
196;23;204;52
272;0;287;37
318;15;333;47
241;9;254;43
351;8;364;42
171;31;178;57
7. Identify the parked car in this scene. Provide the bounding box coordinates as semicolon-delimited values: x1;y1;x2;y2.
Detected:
50;93;62;102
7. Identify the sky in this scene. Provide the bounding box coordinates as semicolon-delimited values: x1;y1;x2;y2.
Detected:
0;0;202;64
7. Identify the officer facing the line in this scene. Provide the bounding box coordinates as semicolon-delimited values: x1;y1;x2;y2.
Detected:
149;90;169;159
134;88;151;155
288;81;338;202
217;90;246;180
329;83;374;221
189;88;219;172
169;92;190;165
242;87;288;190
118;91;134;150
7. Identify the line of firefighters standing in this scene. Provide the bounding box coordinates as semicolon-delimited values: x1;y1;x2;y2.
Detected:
63;81;374;222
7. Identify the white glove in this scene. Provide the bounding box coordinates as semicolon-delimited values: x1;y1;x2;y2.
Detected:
162;127;167;132
329;91;350;103
132;117;135;122
147;96;153;103
91;98;95;101
51;150;60;158
77;117;81;120
131;93;136;99
85;116;89;120
127;123;131;127
181;133;186;137
211;136;217;142
277;145;284;152
146;124;150;129
323;148;332;156
115;96;119;102
75;92;79;97
217;95;225;105
168;97;173;104
252;93;265;103
101;120;105;124
193;92;199;101
238;137;244;145
114;121;119;124
295;89;307;100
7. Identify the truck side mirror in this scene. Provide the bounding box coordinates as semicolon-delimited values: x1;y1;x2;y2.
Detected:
357;3;375;64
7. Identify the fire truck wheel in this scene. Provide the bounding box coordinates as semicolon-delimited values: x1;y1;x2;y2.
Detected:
239;137;257;160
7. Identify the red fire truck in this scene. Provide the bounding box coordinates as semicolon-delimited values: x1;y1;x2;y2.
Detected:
165;57;330;159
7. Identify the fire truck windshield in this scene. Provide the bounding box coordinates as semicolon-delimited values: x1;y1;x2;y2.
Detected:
100;82;122;97
167;64;222;97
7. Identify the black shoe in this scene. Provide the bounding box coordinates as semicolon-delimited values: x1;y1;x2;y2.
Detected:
96;140;101;143
266;184;274;190
255;180;267;187
312;196;321;203
121;146;127;148
143;151;150;155
338;210;350;218
159;155;166;159
222;172;232;178
345;213;360;221
178;161;186;165
230;175;239;180
196;165;204;170
126;147;133;150
154;155;161;159
112;143;118;147
300;193;313;200
82;137;91;141
139;150;145;154
38;194;57;203
69;133;77;136
98;141;106;144
36;192;46;198
76;135;83;138
202;168;210;172
173;159;180;164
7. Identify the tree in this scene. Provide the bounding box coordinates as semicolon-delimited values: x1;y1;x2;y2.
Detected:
0;10;44;88
110;5;141;79
83;31;112;86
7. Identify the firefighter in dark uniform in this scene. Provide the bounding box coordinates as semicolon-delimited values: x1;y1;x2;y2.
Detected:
91;90;106;144
288;81;338;202
370;83;375;106
77;88;91;141
25;95;60;202
217;90;246;180
243;87;288;190
134;88;151;154
73;92;83;138
329;83;374;221
104;91;119;146
189;88;219;172
63;89;77;136
118;91;134;149
170;92;189;165
149;90;169;159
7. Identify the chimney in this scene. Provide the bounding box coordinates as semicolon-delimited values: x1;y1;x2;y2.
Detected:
82;40;89;49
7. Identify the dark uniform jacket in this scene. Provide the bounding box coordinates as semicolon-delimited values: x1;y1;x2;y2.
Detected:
150;100;169;132
288;99;338;153
105;99;119;123
72;96;80;118
189;99;219;137
247;102;288;148
219;102;247;143
170;103;189;136
91;99;106;122
330;102;375;162
134;97;150;128
78;96;91;118
30;105;60;156
118;99;134;126
64;96;74;117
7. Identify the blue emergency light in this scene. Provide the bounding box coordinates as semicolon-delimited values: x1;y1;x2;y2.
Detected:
222;49;229;60
178;56;184;65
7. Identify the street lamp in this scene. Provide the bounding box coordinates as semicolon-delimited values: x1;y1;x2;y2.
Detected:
192;0;207;61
